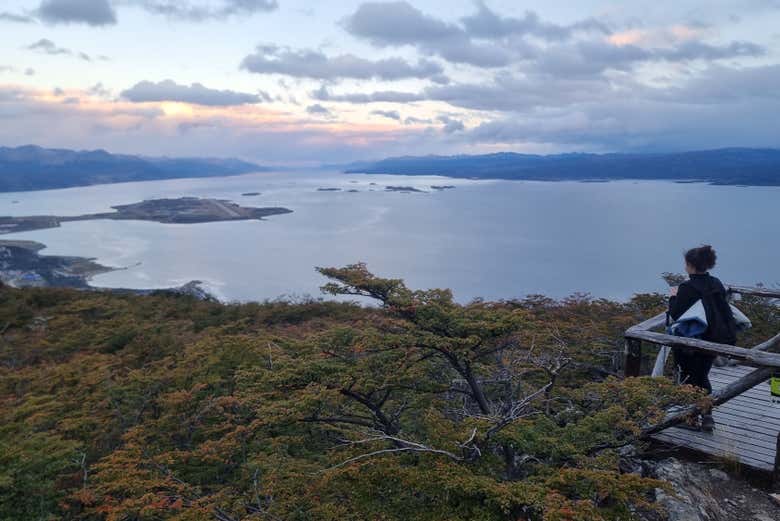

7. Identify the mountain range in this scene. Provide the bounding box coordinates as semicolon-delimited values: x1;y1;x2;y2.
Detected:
345;148;780;186
0;145;266;192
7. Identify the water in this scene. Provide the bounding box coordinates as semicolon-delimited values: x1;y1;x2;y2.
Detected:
1;171;778;302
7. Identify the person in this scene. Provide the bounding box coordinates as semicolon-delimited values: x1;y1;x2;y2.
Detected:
668;245;737;432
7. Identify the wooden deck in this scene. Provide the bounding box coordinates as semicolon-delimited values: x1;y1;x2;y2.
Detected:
652;364;780;472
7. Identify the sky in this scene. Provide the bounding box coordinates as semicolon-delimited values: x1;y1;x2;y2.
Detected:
1;0;779;165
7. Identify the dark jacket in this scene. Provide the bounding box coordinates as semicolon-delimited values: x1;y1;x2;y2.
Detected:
669;273;737;344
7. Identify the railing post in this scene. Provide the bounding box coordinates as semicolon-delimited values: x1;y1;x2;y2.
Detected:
774;431;780;491
624;338;642;377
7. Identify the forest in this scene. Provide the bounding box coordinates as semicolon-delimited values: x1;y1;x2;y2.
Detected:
1;264;778;520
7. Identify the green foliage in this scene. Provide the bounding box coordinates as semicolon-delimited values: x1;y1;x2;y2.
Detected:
0;272;775;521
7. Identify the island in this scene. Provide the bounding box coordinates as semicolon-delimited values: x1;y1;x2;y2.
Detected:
0;197;293;235
317;187;342;192
385;186;426;193
241;192;261;196
431;185;456;190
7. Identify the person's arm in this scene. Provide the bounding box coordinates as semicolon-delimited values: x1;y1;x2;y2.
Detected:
668;283;698;321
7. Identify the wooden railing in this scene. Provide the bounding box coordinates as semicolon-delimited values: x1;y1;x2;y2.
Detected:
624;284;780;477
624;284;780;378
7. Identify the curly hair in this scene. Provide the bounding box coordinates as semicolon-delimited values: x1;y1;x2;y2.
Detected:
684;245;717;272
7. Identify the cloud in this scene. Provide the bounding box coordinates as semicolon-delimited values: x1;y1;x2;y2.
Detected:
241;44;444;81
461;64;780;151
26;39;71;55
312;85;425;103
438;115;464;133
306;104;332;117
371;109;401;120
25;39;97;61
342;1;510;67
37;0;117;26
134;0;278;21
0;11;35;23
0;66;35;76
121;80;262;106
460;3;610;41
0;84;436;164
404;116;432;125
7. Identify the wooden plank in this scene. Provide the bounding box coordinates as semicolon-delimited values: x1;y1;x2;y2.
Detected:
727;284;780;299
642;366;775;436
625;330;780;368
631;312;667;332
654;432;770;467
655;428;775;461
655;429;775;464
754;333;780;353
664;422;778;451
650;363;780;473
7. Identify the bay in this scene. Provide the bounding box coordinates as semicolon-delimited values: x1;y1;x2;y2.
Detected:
1;170;777;302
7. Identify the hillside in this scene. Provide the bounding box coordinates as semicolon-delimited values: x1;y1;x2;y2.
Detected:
0;267;778;520
346;148;780;186
0;145;266;193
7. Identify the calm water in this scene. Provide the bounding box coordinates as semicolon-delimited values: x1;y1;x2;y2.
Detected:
1;171;778;302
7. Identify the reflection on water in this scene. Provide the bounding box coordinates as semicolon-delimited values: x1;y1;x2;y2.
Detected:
2;171;778;302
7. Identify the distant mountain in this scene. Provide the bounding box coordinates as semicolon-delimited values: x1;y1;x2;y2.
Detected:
0;145;268;192
345;148;780;186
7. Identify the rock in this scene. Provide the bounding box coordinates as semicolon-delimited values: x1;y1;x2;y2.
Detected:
708;469;729;481
645;458;780;521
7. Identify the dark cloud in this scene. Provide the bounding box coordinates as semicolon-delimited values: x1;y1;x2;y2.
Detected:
438;115;464;133
0;11;36;23
241;44;444;81
371;109;401;120
461;64;780;150
460;3;610;41
121;80;262;106
37;0;117;26
343;1;766;77
135;0;278;21
342;1;510;67
535;39;766;77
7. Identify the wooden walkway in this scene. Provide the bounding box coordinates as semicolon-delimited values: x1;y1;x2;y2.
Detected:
652;365;780;472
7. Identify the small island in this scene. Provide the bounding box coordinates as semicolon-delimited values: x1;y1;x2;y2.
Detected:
241;192;261;196
385;186;426;193
0;197;293;235
317;187;342;192
431;185;456;190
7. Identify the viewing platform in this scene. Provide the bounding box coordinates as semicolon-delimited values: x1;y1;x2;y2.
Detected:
624;284;780;476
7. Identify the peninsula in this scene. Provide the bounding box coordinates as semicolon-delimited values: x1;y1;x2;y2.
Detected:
0;197;293;235
0;145;267;193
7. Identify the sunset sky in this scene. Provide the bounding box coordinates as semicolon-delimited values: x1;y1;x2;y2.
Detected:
1;0;779;164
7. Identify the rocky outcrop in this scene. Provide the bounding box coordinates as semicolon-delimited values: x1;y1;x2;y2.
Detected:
630;453;780;521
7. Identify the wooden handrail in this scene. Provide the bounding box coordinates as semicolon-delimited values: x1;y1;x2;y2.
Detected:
727;284;780;299
626;329;780;369
629;312;667;332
